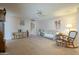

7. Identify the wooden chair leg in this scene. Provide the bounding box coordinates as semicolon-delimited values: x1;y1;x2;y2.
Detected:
56;42;60;46
56;42;59;46
72;42;74;47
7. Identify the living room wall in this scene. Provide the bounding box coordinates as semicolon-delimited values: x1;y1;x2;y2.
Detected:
36;7;77;35
17;4;79;36
21;19;30;32
4;11;21;40
54;7;77;34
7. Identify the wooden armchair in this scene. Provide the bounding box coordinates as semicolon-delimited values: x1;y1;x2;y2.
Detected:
65;31;78;48
56;33;66;46
56;31;78;48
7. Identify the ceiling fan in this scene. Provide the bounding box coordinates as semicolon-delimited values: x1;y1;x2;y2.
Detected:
36;10;45;16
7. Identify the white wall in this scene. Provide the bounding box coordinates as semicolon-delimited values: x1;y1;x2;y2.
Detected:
37;19;55;31
21;9;77;36
4;11;21;40
21;20;30;32
8;4;78;36
36;7;77;35
2;4;78;39
77;8;79;40
54;8;77;34
21;20;39;35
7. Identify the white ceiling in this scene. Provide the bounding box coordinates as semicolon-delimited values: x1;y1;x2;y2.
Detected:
0;3;79;20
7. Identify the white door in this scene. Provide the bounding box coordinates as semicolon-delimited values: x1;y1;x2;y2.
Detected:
30;21;37;35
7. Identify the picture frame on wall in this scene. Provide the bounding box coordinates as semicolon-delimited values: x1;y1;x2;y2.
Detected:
20;20;25;25
55;20;61;29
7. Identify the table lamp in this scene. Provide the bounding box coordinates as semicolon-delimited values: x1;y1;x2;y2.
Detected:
66;24;72;33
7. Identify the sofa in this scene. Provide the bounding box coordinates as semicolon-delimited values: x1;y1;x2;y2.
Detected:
39;29;57;40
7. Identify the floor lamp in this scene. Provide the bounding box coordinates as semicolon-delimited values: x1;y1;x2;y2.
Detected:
66;24;72;33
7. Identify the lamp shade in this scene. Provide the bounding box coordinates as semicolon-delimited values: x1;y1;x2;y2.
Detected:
66;24;72;28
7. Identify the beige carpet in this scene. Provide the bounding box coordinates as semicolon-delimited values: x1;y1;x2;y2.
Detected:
5;35;79;55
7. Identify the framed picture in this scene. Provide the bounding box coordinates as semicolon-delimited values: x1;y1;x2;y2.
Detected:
20;20;25;25
55;20;61;29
